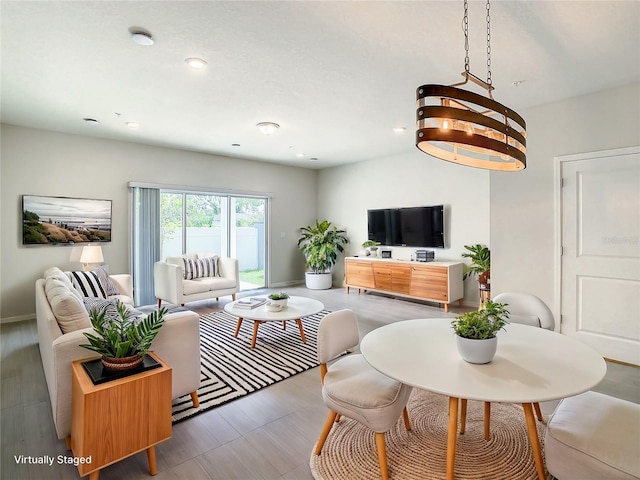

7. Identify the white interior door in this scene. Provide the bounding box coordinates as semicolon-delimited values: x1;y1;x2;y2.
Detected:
559;147;640;365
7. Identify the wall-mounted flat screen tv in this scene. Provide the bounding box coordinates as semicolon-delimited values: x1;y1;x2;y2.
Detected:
22;195;112;245
367;205;444;248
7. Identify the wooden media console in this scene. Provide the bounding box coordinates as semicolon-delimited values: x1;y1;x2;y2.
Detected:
345;257;464;312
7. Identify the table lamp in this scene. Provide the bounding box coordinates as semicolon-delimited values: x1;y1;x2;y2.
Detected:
79;245;104;271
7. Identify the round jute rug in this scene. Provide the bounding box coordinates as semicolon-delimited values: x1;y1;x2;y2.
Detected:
310;389;546;480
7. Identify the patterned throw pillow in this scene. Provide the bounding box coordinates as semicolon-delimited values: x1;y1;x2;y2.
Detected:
71;271;106;299
83;297;144;325
90;265;120;297
183;256;219;280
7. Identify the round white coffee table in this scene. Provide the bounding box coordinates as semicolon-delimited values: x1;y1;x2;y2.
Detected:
224;296;324;348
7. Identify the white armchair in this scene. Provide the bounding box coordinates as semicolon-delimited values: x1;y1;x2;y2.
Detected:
154;253;239;308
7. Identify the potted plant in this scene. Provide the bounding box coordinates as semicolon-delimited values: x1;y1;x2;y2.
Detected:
267;291;290;309
451;300;509;364
298;220;349;290
462;244;490;288
362;240;381;256
80;300;167;371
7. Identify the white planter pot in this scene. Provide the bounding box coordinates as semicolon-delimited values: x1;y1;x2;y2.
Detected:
305;272;333;290
456;335;498;364
266;298;288;311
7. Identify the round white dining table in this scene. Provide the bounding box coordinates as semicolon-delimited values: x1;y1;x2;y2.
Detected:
360;318;607;480
224;296;324;348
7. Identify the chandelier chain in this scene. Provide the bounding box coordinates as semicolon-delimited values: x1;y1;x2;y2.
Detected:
463;0;470;73
486;0;492;85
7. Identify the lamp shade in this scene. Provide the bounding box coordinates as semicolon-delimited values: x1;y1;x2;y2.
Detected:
79;245;104;264
416;84;527;171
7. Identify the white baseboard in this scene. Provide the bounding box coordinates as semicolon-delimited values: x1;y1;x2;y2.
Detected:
269;280;305;288
1;313;36;324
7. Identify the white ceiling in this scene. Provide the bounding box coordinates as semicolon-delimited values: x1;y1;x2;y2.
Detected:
2;1;639;169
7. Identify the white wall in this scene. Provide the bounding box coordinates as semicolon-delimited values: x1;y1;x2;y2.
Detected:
490;82;640;316
318;149;490;306
1;125;317;320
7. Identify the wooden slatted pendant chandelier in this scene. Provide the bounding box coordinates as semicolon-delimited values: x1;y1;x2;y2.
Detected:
416;0;526;171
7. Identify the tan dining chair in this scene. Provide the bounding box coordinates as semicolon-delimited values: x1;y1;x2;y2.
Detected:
460;292;556;439
314;309;413;480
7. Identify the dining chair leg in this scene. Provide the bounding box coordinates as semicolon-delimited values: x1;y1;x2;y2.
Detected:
314;410;338;455
533;402;543;421
375;432;390;480
484;401;491;440
459;399;467;434
402;407;411;430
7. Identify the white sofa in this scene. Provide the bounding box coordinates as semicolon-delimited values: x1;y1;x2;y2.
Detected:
36;268;201;440
154;253;239;308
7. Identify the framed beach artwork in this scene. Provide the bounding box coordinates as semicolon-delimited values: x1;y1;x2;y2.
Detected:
22;194;112;245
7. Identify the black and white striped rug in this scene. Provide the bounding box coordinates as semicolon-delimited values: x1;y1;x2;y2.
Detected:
171;309;329;423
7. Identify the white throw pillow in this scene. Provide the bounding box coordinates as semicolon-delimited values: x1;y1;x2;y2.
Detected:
44;277;91;333
43;267;83;301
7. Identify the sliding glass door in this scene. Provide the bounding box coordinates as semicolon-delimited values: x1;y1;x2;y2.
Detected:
230;197;266;290
159;191;266;290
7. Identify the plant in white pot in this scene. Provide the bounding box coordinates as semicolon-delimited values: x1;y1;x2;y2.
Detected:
362;240;381;257
451;300;509;364
267;291;289;311
298;220;349;290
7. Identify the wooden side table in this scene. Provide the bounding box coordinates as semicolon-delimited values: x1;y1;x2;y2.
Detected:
70;352;172;479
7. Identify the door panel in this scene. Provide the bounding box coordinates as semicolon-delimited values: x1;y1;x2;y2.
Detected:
561;148;640;365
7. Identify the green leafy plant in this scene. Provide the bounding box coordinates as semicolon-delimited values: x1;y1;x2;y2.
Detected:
80;301;167;358
268;291;290;300
362;240;381;248
297;220;349;274
451;300;509;339
461;244;490;281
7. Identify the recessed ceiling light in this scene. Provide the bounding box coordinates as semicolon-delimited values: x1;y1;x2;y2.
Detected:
512;80;526;87
185;57;207;69
296;153;305;158
232;143;241;147
126;122;140;129
310;157;319;162
256;122;280;136
83;118;100;125
393;126;407;133
131;31;154;46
